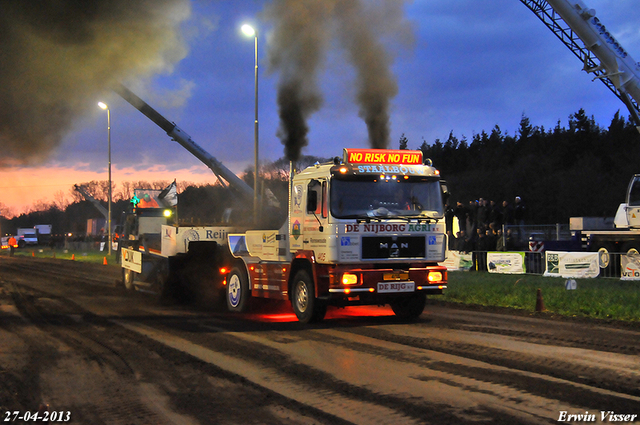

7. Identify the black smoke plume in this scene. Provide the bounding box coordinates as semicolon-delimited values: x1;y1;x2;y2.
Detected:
265;0;412;160
0;0;190;166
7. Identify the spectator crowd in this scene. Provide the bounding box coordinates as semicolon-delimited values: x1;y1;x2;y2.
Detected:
445;196;526;253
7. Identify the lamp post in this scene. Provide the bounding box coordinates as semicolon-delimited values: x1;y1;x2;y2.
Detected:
242;24;259;225
97;102;112;256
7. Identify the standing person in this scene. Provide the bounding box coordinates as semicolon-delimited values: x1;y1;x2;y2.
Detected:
8;235;16;257
444;201;455;234
496;229;505;251
455;231;466;252
467;200;478;236
505;228;515;251
502;200;515;226
447;230;457;251
485;227;497;251
454;202;467;235
474;227;489;271
514;196;526;241
488;200;503;229
476;198;488;230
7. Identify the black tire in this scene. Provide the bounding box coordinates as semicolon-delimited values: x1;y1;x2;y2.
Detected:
390;293;426;320
122;268;136;292
291;270;326;323
226;267;251;313
591;243;620;277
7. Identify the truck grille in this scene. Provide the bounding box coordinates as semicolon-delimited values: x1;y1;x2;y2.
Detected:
361;236;425;259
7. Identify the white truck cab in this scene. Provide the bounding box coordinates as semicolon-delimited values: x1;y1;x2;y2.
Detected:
226;149;448;323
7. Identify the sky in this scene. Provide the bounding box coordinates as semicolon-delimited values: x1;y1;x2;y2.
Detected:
1;0;639;216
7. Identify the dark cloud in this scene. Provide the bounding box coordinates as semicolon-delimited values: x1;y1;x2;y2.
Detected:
0;0;190;166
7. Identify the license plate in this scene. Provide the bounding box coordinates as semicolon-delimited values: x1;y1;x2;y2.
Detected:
377;282;415;293
383;272;409;281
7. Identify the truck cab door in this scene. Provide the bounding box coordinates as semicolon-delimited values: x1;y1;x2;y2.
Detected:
626;174;640;228
303;179;328;249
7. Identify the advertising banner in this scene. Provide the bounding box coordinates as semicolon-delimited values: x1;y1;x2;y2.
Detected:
487;252;526;274
621;253;640;280
441;251;473;271
544;251;600;278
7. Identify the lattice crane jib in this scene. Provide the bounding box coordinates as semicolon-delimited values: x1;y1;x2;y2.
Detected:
521;0;640;131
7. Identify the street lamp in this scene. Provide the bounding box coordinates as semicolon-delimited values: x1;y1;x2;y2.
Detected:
97;101;112;256
242;24;259;225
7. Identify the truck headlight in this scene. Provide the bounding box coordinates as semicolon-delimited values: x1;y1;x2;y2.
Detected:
428;272;443;282
342;273;358;285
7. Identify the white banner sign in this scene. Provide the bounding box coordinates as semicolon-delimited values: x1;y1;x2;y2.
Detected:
544;251;600;278
487;252;525;274
621;253;640;280
441;251;473;271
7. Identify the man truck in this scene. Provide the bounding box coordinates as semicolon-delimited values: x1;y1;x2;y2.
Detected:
224;148;448;323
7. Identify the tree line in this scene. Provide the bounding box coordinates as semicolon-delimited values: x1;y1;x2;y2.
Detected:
414;109;640;224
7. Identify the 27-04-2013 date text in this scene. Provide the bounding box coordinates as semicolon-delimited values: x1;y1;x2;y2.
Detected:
3;411;71;422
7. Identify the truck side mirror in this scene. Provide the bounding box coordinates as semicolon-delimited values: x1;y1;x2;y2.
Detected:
440;181;450;205
307;191;318;213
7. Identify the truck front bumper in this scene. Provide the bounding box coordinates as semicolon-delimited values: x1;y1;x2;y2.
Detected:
323;265;447;301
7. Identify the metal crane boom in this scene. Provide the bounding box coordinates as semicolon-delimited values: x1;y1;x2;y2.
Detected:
521;0;640;130
113;84;254;199
74;184;109;220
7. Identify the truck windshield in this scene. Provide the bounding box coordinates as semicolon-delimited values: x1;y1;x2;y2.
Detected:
330;178;444;219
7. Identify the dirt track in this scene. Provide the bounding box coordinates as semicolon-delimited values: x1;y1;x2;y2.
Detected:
1;256;639;424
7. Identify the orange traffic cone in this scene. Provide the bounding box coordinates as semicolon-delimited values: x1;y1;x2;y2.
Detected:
71;254;75;261
32;251;35;257
535;288;546;312
103;256;107;265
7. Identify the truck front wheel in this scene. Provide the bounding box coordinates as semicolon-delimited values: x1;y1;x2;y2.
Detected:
291;270;326;323
226;267;251;313
390;293;426;320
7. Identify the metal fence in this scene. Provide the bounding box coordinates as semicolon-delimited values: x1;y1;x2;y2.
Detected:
451;250;631;279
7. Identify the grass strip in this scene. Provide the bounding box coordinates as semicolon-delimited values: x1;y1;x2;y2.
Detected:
443;271;640;322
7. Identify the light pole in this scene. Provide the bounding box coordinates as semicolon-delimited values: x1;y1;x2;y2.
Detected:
242;24;259;225
97;102;112;256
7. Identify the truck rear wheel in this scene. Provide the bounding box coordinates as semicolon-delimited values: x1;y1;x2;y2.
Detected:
390;293;426;320
226;267;251;313
291;270;326;324
122;268;136;292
